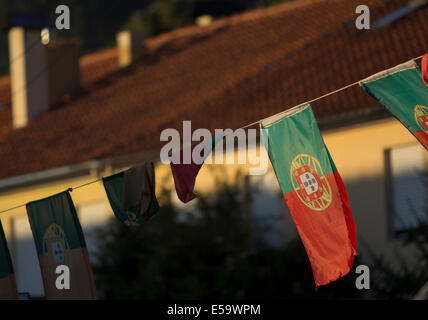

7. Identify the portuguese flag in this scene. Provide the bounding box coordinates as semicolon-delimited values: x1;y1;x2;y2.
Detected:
103;162;159;225
261;104;357;287
0;220;18;300
26;190;97;299
360;60;428;150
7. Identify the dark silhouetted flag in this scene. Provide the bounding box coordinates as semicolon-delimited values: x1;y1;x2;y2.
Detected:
26;190;97;299
360;60;428;150
0;220;18;300
171;135;223;203
261;104;357;288
103;162;159;225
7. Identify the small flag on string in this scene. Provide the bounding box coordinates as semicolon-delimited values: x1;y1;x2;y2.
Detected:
360;60;428;150
103;162;159;225
171;135;223;203
0;220;18;300
422;54;428;87
26;190;97;299
261;104;357;288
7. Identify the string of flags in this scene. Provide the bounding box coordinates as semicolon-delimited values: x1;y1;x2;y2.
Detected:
0;54;427;299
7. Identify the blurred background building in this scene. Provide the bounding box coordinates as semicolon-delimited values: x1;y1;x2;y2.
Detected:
0;0;427;298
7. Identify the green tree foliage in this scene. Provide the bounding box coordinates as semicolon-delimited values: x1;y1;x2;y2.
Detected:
0;0;292;75
123;0;198;37
93;172;360;299
0;0;154;75
122;0;292;37
0;0;297;75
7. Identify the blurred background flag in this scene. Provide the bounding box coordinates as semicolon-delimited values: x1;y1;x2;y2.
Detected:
171;134;224;203
0;220;18;300
26;191;97;299
360;60;428;150
261;104;357;288
103;162;159;225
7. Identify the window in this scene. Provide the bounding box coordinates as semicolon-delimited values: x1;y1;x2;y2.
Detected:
247;170;282;247
386;143;427;236
77;202;110;264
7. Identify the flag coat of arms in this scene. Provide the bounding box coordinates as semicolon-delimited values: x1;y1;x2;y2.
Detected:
0;220;18;300
26;191;97;299
360;60;428;150
103;162;159;225
261;104;357;287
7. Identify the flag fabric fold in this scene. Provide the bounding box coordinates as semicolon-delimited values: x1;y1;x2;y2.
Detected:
261;104;357;288
171;135;223;203
422;54;428;87
26;190;97;299
360;60;428;150
0;220;18;300
103;162;159;225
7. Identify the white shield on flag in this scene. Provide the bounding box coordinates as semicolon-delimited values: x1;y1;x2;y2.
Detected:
47;236;66;265
300;172;319;195
51;241;65;264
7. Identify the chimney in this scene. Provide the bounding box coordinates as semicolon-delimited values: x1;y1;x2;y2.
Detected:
45;39;81;107
6;13;81;128
8;26;49;128
195;15;213;27
116;31;145;68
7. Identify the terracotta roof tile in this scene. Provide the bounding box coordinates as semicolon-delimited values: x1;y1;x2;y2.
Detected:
0;0;426;180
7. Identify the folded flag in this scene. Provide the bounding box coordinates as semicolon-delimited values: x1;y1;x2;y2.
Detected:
360;60;428;150
261;104;357;288
422;54;428;87
26;190;97;299
171;135;223;203
0;220;18;300
103;162;159;225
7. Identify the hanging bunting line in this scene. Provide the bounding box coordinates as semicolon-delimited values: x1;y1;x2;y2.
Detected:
0;54;424;216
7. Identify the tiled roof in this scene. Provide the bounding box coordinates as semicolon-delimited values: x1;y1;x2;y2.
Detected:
0;0;426;180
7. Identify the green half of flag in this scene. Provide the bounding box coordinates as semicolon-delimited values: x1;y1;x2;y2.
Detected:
261;104;357;288
103;162;159;225
26;190;97;300
0;220;18;300
360;60;428;150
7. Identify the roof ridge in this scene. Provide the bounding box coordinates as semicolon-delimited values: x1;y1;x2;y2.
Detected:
0;0;335;88
145;0;329;49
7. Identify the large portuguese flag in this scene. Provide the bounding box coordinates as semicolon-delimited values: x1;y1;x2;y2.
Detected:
0;220;18;300
26;190;97;299
261;104;357;287
360;60;428;150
